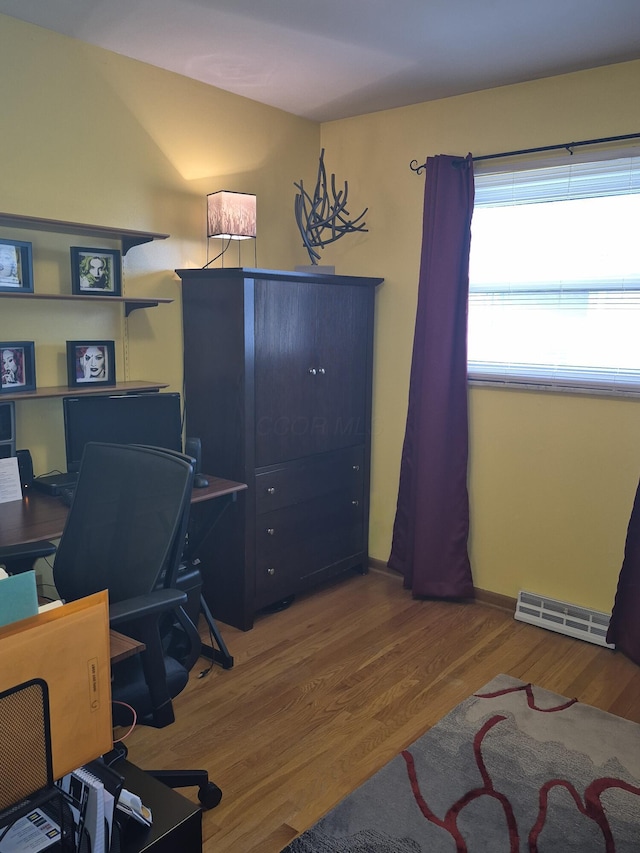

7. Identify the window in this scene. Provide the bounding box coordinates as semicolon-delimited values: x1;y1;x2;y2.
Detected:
468;153;640;394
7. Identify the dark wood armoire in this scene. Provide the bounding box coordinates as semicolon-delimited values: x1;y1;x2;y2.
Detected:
177;267;383;630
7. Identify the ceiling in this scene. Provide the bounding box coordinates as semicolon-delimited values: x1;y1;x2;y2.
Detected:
1;0;640;122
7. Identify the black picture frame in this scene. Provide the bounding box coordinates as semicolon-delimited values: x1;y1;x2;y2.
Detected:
0;239;34;294
70;247;122;297
0;341;36;394
66;340;116;388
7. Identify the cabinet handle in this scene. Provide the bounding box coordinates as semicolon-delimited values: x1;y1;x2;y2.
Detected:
266;528;275;536
352;500;359;506
267;567;276;576
318;367;326;375
352;464;360;471
308;367;317;375
267;487;276;495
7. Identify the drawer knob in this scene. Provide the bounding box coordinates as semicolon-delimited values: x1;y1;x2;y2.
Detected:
318;367;326;375
266;528;275;536
352;500;359;506
352;464;360;471
308;367;317;375
267;567;276;576
267;487;276;495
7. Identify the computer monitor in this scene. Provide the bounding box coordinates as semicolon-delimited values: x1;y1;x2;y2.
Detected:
63;392;183;472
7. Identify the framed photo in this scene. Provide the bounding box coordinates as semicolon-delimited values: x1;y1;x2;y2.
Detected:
0;342;36;394
70;247;122;296
0;239;33;294
66;340;116;388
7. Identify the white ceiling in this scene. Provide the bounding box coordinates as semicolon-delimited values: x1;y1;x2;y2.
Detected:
2;0;640;122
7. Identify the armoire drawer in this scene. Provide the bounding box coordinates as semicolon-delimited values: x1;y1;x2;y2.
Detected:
255;489;365;603
255;445;364;514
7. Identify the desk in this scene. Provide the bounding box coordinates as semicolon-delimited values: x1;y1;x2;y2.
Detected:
115;760;202;853
0;476;247;668
110;629;145;664
0;475;246;546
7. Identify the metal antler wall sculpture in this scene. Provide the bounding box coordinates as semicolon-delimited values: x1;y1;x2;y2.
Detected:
294;149;368;264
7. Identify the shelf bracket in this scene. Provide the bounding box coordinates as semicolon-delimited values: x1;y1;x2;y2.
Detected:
121;235;155;256
125;300;160;317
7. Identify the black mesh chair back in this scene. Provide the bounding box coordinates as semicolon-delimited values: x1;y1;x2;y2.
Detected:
0;679;53;826
52;442;194;605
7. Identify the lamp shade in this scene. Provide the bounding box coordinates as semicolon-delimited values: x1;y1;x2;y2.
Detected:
207;191;256;239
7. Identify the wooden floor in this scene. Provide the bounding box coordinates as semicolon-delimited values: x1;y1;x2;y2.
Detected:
119;568;640;852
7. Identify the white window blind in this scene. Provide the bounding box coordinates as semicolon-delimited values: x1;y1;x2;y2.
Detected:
468;153;640;394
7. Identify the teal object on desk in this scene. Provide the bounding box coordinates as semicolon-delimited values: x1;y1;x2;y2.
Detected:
0;569;38;628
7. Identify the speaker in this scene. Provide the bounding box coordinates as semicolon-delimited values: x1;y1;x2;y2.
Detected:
16;449;34;490
0;400;16;459
185;436;209;488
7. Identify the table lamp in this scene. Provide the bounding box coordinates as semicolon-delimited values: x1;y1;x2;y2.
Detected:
205;191;256;267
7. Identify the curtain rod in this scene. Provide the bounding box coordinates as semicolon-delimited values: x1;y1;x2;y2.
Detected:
409;132;640;175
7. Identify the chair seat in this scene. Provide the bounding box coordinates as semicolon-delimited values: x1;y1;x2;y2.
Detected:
111;654;188;727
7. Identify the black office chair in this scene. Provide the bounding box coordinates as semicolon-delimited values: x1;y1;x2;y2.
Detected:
5;442;221;809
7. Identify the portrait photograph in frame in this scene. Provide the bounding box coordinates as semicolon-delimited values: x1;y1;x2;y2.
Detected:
0;239;34;294
1;342;36;394
66;340;116;388
70;247;122;296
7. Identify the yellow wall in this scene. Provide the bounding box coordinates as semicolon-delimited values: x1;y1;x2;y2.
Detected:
3;11;640;615
0;15;318;473
320;60;640;612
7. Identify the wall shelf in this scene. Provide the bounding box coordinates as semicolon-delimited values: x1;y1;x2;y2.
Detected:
0;212;169;255
1;380;169;403
0;291;173;317
1;212;173;406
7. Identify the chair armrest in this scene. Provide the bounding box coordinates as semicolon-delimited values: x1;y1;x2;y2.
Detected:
109;588;188;626
0;541;57;575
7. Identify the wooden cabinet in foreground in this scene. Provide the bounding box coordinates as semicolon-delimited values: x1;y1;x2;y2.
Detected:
178;266;383;630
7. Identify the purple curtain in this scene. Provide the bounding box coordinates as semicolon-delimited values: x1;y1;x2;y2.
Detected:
607;478;640;664
388;154;475;598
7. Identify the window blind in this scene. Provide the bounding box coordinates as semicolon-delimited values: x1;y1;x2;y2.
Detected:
468;153;640;394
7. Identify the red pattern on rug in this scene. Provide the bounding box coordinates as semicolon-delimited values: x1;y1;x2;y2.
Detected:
400;686;640;852
475;682;578;713
281;675;640;853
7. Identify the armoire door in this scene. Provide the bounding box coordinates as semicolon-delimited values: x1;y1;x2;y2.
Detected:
311;284;370;456
254;278;317;467
254;279;372;466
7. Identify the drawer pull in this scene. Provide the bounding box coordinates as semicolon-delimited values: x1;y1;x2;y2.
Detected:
267;487;276;495
352;464;360;471
352;500;359;506
266;528;275;536
267;567;276;576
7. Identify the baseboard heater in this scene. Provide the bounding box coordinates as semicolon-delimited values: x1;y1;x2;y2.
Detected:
514;590;614;648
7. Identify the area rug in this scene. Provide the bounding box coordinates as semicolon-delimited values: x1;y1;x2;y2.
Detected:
282;674;640;852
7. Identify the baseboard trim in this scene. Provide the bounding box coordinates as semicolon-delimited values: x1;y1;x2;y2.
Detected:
474;588;516;613
369;557;401;578
368;558;516;613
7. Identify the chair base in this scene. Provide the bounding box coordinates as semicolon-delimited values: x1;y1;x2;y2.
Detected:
105;744;222;809
148;770;222;809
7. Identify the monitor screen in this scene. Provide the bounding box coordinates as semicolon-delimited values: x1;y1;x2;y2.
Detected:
63;392;183;471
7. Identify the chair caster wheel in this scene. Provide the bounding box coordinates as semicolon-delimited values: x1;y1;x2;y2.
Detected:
199;782;222;809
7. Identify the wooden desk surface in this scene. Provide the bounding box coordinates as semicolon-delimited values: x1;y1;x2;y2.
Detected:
110;629;145;664
0;475;247;548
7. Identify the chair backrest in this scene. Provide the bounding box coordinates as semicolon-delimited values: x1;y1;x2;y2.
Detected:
53;442;195;605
